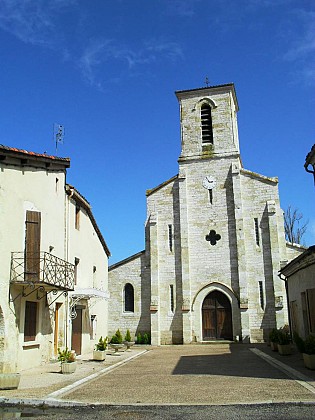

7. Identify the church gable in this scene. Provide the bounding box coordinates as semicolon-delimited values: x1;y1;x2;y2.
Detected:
108;83;293;345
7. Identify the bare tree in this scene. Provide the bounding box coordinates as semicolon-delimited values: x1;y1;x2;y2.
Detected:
284;206;308;244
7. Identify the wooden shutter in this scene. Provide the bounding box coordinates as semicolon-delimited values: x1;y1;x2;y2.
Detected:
25;211;41;281
306;288;315;333
24;301;37;342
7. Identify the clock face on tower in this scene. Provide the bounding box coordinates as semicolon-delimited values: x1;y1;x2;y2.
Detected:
202;175;216;190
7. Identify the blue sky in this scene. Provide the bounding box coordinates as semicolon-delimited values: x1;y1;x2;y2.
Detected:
0;0;314;263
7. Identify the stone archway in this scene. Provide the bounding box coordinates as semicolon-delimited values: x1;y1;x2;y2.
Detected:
202;290;233;340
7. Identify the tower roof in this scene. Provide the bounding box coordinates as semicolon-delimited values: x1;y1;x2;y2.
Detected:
175;83;239;111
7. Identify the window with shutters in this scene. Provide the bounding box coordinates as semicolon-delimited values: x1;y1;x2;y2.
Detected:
124;283;134;312
25;211;41;281
75;205;80;230
201;103;213;144
24;301;37;342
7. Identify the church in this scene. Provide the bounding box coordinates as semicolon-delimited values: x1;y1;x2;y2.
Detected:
108;83;303;344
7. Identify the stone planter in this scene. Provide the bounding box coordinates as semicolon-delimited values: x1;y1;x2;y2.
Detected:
278;344;292;355
124;341;135;351
303;353;315;370
93;350;106;361
0;373;20;390
270;342;278;352
61;361;77;374
110;344;124;355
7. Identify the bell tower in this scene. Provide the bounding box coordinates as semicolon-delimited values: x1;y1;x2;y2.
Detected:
175;83;240;162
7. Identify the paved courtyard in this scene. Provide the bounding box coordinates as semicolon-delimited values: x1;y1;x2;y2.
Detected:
1;343;315;407
60;344;315;405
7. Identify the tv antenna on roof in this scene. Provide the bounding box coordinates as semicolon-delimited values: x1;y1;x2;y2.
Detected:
205;76;210;87
54;123;65;154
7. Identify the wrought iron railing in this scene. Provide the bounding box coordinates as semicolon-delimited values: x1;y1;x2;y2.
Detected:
10;252;75;291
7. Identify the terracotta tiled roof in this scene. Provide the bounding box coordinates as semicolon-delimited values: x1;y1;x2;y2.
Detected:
0;144;70;164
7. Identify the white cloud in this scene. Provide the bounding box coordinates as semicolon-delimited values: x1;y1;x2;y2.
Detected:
0;0;76;46
79;38;183;89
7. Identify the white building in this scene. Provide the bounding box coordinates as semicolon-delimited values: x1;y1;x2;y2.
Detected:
279;144;315;340
108;83;303;344
0;145;110;373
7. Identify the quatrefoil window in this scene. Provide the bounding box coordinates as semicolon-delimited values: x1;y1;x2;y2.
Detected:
205;230;221;246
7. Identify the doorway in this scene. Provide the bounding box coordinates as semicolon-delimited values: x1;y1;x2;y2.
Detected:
202;290;232;340
71;308;82;355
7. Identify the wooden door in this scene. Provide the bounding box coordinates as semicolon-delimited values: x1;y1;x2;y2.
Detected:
25;211;41;281
72;309;82;355
202;291;232;340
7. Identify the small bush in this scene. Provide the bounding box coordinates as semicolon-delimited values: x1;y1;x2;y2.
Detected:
58;347;76;363
110;335;120;344
125;329;132;342
304;335;315;355
95;336;108;351
110;329;123;344
269;328;279;343
115;329;123;344
136;332;142;344
293;331;305;353
277;326;290;345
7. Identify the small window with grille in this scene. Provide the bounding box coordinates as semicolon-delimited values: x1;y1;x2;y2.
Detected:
254;218;260;246
259;281;264;310
201;103;213;144
170;285;174;313
168;224;173;252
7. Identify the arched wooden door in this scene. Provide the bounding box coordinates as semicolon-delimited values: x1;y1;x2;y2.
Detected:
202;291;233;340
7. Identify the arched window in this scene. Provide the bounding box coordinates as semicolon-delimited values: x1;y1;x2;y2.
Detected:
124;283;134;312
201;103;213;144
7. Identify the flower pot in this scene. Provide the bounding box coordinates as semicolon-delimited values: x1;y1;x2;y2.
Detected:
110;344;124;355
93;350;106;361
303;353;315;370
124;341;135;351
270;342;278;352
0;373;20;390
61;361;77;374
278;344;292;355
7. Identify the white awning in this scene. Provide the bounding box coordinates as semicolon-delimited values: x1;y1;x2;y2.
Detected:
69;288;110;300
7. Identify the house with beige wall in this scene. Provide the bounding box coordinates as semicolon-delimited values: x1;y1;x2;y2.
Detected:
108;83;303;344
279;144;315;340
0;145;110;373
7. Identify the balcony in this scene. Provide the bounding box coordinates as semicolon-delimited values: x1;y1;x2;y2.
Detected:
10;252;75;291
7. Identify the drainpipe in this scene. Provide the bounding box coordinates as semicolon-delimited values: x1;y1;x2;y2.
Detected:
64;185;74;349
278;272;292;339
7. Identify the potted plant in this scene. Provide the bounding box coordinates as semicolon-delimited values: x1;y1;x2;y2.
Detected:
269;328;279;352
110;329;124;355
303;334;315;370
277;326;292;355
124;329;135;351
93;336;108;361
58;347;77;374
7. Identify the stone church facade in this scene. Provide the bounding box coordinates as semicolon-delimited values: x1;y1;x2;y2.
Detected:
108;83;303;344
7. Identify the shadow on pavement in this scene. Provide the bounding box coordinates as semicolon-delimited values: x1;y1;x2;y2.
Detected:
172;344;290;379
